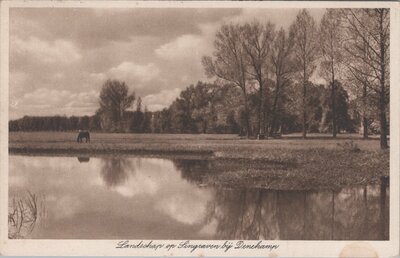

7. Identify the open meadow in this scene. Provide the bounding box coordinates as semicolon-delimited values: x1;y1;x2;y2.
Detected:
9;131;385;154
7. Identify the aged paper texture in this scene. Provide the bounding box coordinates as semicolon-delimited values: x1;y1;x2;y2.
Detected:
0;1;399;257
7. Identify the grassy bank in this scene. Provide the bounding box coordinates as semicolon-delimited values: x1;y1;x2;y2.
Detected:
9;132;389;190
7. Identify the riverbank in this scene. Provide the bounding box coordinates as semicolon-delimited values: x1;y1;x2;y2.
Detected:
9;132;389;190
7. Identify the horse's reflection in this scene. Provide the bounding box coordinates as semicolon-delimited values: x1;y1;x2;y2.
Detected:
77;157;90;163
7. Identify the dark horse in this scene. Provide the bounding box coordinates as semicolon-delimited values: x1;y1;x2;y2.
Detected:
77;130;90;143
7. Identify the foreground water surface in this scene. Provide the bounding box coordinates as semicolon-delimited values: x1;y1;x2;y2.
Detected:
9;155;389;240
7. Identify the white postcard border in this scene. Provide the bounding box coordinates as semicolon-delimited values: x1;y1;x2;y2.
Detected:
0;1;399;257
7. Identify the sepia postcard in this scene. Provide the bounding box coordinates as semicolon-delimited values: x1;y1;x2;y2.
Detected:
0;0;399;257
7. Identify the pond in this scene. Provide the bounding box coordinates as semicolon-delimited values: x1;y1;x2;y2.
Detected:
8;155;389;240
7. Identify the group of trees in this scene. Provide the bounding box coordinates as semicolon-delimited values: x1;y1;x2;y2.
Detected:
151;82;242;134
96;80;152;133
149;80;355;135
9;9;389;149
202;8;389;148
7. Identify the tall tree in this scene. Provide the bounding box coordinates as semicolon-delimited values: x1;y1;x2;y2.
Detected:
202;24;252;137
290;9;319;138
344;38;373;139
98;79;135;132
341;9;390;148
320;81;353;133
190;82;219;133
142;106;152;133
131;97;144;133
169;85;197;133
269;27;294;136
242;21;275;139
320;9;344;138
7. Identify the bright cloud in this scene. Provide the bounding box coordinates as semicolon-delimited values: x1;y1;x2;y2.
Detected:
90;61;162;91
154;21;218;63
142;88;181;111
109;61;160;83
9;71;30;105
11;88;99;118
22;88;98;107
155;34;208;61
13;36;81;64
152;23;215;89
224;8;325;30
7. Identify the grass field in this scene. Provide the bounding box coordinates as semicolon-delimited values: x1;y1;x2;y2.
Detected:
9;132;389;190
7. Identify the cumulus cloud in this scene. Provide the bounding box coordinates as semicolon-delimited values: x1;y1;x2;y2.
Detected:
22;88;69;105
142;88;181;111
88;61;162;93
11;88;99;118
109;61;160;84
154;20;219;62
155;34;209;61
152;22;215;91
223;8;325;30
22;88;97;107
13;36;81;64
89;72;107;84
9;71;30;105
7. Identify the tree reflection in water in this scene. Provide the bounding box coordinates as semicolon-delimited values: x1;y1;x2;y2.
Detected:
100;157;135;187
173;159;212;184
173;159;389;240
380;176;389;239
203;185;388;240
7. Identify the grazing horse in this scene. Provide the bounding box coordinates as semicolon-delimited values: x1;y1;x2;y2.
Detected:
77;130;90;143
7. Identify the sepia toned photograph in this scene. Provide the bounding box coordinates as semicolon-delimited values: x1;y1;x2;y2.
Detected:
1;1;399;257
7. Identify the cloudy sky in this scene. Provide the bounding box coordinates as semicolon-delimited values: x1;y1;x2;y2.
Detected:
9;7;325;120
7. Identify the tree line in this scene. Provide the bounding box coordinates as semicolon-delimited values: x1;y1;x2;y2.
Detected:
9;81;152;134
8;79;377;136
9;9;389;148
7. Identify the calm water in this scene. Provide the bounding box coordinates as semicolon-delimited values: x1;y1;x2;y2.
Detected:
8;155;389;240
